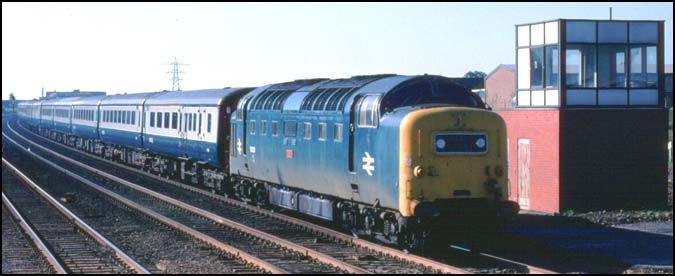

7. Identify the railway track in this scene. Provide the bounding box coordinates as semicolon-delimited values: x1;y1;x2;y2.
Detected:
2;133;294;274
2;197;59;274
2;160;146;274
6;117;560;274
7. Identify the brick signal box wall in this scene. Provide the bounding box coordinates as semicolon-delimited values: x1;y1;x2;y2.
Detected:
487;19;669;213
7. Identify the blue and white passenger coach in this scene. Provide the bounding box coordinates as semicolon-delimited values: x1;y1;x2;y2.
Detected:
142;88;251;189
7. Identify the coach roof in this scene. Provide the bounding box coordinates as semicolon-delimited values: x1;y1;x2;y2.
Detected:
144;88;248;106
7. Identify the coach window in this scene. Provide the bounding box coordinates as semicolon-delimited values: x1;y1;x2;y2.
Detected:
150;112;155;127
163;112;170;128
271;121;278;136
303;122;311;140
183;114;188;131
171;112;178;129
357;95;380;128
318;123;327;141
334;124;343;142
157;112;163;128
207;114;212;133
122;111;127;124
198;113;202;134
192;113;197;132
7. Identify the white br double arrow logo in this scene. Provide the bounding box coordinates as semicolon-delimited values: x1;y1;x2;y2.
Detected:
237;138;243;155
362;152;375;176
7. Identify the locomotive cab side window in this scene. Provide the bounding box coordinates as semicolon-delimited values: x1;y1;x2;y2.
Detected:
357;95;380;128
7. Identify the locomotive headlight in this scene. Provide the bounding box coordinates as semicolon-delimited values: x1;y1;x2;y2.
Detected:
435;138;446;149
475;138;486;149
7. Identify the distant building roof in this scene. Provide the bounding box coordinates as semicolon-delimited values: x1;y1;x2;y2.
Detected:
487;64;515;80
43;89;106;100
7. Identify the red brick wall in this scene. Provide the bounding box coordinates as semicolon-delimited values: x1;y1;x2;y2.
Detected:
560;109;669;211
498;110;560;213
486;67;515;111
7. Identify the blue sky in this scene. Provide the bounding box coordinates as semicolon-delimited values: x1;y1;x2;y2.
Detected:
2;2;673;100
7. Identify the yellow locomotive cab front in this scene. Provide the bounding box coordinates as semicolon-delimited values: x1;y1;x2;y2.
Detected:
399;106;516;218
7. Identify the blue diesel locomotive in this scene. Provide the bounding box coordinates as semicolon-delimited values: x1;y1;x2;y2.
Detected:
17;74;517;248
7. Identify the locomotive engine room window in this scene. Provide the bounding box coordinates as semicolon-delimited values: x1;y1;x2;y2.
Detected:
172;112;178;129
271;121;278;136
318;123;327;141
334;124;343;142
260;120;267;136
250;120;256;135
303;122;311;140
357;95;380;128
284;120;297;137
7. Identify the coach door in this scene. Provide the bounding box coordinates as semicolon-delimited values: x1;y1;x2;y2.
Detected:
178;106;187;151
237;95;253;157
517;139;531;210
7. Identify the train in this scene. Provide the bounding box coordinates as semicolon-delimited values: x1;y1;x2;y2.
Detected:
17;74;518;249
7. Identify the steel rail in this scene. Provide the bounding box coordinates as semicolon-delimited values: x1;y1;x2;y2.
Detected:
2;192;67;274
2;157;151;274
3;132;287;274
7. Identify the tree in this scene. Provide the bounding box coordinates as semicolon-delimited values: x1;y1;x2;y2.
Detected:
464;71;487;79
